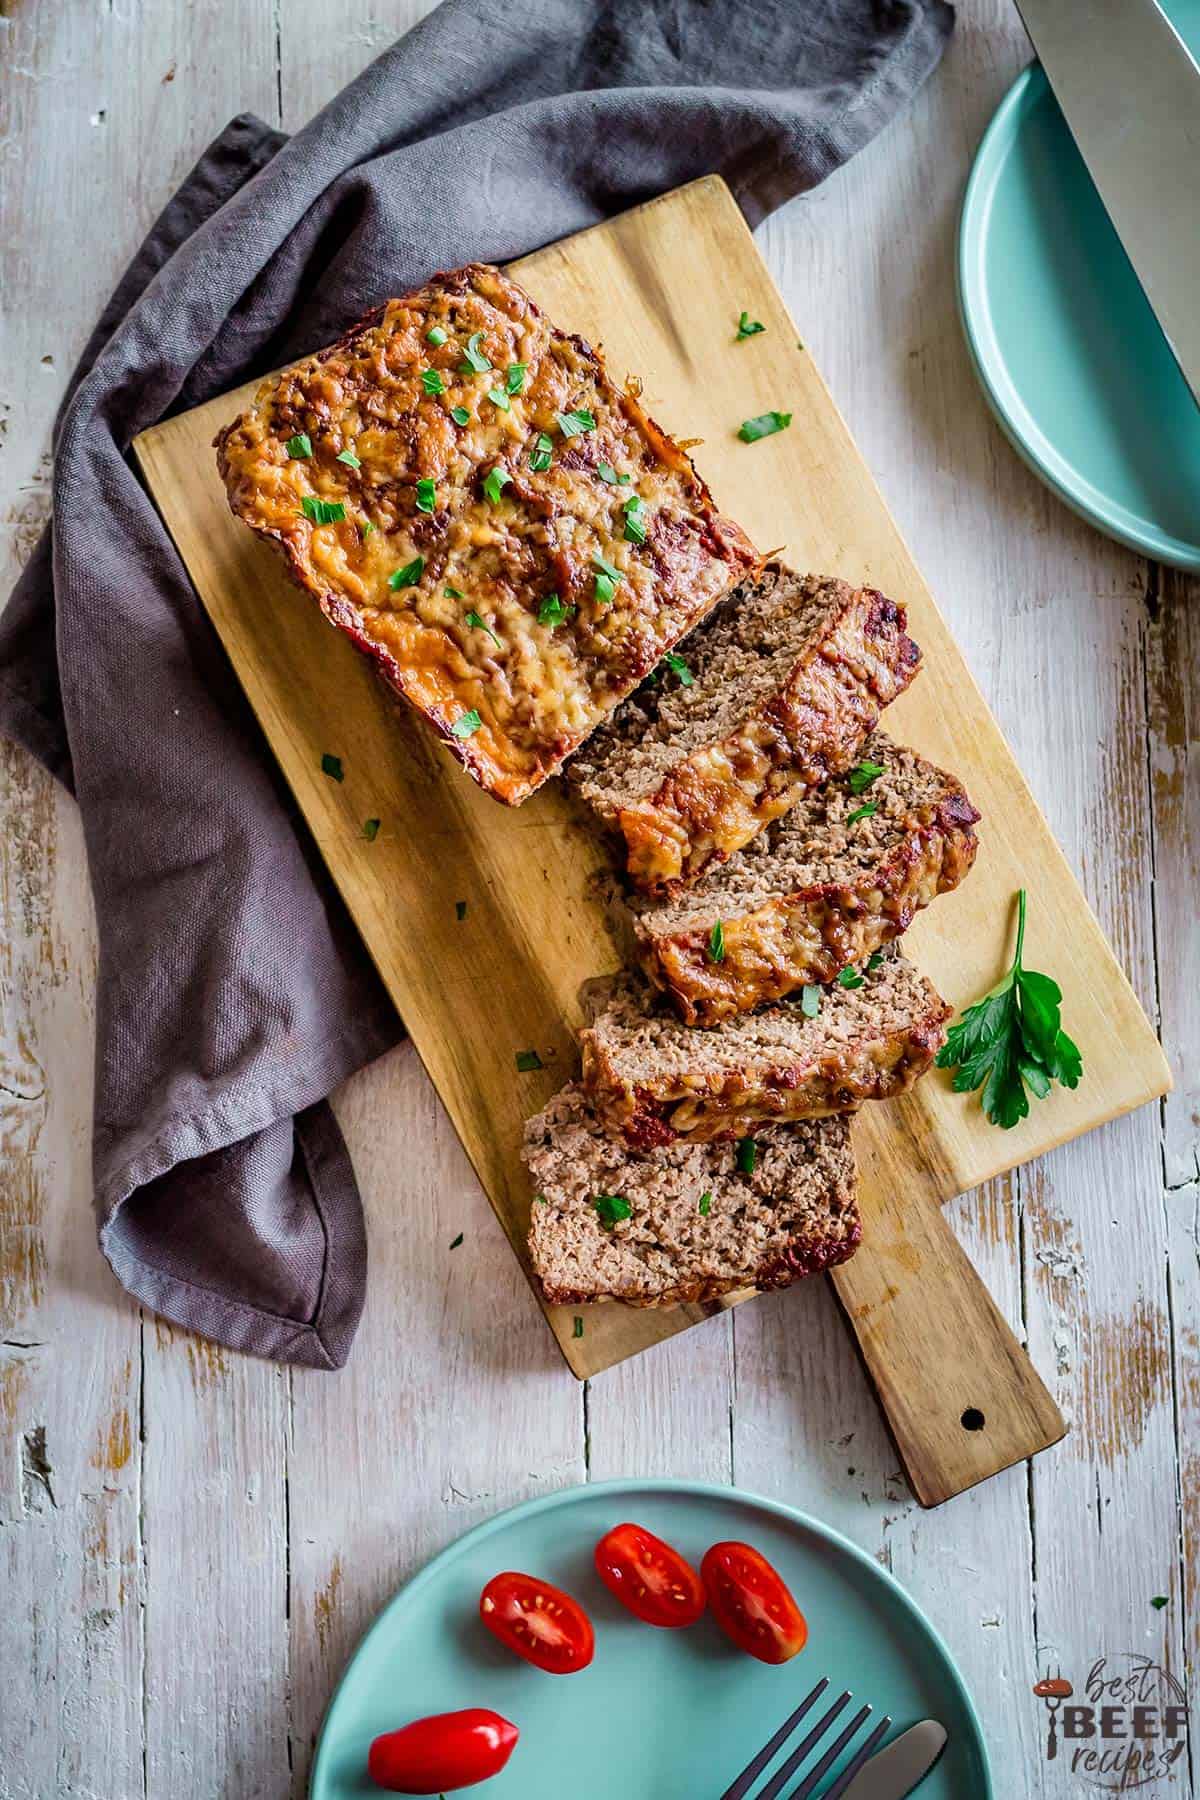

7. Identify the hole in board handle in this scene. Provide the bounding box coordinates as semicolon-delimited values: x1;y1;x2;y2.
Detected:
961;1407;986;1432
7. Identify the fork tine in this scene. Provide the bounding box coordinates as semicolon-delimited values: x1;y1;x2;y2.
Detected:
784;1703;874;1799
819;1715;893;1800
754;1691;852;1800
719;1678;830;1800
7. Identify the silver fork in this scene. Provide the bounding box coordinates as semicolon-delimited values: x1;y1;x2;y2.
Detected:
719;1676;893;1800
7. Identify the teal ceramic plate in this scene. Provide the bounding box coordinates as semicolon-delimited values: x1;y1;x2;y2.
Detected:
310;1480;992;1798
958;33;1200;569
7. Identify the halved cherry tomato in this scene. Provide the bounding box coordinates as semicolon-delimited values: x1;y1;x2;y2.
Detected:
594;1522;706;1628
479;1570;594;1674
701;1541;808;1664
367;1708;518;1793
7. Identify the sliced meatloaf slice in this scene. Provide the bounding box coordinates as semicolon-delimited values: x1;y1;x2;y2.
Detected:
524;1083;860;1307
580;956;949;1145
568;563;921;892
633;733;980;1025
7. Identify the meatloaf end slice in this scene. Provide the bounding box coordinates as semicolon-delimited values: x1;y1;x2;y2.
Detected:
634;732;980;1024
215;262;757;806
524;1083;860;1306
568;563;920;891
579;955;950;1145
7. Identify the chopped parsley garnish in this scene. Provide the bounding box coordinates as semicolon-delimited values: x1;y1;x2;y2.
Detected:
486;386;511;412
449;1232;464;1249
593;553;622;605
450;405;471;426
936;888;1083;1129
538;594;573;627
866;950;885;972
1151;1595;1169;1610
505;363;527;394
362;817;380;841
286;433;312;458
529;432;554;472
846;802;877;825
848;759;885;794
336;447;360;468
515;1048;544;1072
699;1192;712;1215
426;325;448;347
800;985;821;1018
622;493;647;544
707;920;725;963
593;1193;632;1229
450;710;482;739
415;478;437;514
466;610;501;648
738;411;792;443
444;584;465;599
597;462;631;485
421;368;446;396
455;899;467;920
573;1316;584;1339
321;752;344;781
302;496;346;525
557;408;596;438
735;1137;758;1174
388;555;425;590
663;651;693;686
460;331;492;374
360;520;375;537
837;966;865;989
736;311;766;341
482;466;512;505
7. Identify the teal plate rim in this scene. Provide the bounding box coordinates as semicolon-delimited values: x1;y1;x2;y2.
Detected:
957;60;1200;572
309;1477;994;1798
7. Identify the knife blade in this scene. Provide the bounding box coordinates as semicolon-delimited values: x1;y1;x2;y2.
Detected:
1014;0;1200;405
833;1719;947;1800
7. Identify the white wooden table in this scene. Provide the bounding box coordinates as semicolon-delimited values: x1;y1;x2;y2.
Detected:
1;4;1195;1795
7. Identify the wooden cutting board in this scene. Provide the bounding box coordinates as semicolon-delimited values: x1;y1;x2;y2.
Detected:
134;176;1169;1506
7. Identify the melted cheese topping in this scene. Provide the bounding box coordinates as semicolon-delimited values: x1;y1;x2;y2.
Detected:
216;263;756;803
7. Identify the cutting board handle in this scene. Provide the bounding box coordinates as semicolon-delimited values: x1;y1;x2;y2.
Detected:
830;1179;1066;1507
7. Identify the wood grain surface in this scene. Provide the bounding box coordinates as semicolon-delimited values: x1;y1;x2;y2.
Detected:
2;1;1194;1791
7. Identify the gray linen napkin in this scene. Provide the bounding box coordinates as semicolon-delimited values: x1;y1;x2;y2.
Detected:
0;0;953;1367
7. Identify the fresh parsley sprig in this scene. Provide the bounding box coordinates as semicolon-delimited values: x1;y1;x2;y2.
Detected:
936;889;1082;1129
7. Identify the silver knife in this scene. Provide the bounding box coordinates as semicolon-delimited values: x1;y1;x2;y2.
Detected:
828;1719;948;1800
1014;0;1200;405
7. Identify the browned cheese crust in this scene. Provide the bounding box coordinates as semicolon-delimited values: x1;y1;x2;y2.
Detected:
579;957;950;1145
215;263;757;805
634;732;980;1024
568;564;921;891
524;1083;860;1307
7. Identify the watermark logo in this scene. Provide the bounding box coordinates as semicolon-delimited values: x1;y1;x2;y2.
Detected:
1033;1656;1188;1789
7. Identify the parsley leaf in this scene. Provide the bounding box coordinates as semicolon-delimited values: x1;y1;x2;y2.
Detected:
487;386;511;412
529;432;554;472
286;433;312;458
738;411;792;443
593;1193;632;1229
450;405;471;426
515;1048;544;1072
557;408;596;438
538;594;574;627
837;966;865;989
593;553;622;605
450;710;482;739
699;1192;712;1216
736;312;766;341
846;802;877;825
505;363;527;394
362;817;380;841
321;753;343;781
573;1316;584;1339
336;447;360;468
426;325;448;347
421;368;446;396
388;555;425;590
302;496;346;525
800;985;821;1018
482;466;511;505
415;478;437;514
460;331;492;374
936;889;1083;1129
848;759;885;794
598;462;630;485
449;1232;464;1250
444;584;466;599
360;520;375;538
708;920;725;963
1151;1595;1169;1610
622;493;647;544
662;651;693;686
735;1137;758;1174
466;610;501;648
866;950;885;972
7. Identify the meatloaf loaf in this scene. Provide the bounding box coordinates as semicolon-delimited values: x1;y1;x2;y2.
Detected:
568;564;921;893
215;263;757;805
634;733;980;1024
580;956;949;1145
524;1083;860;1306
